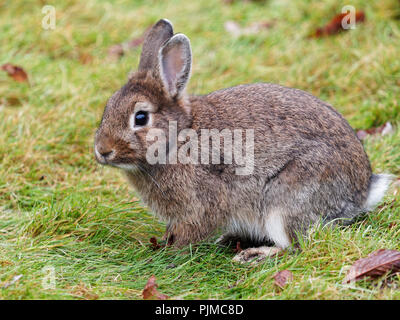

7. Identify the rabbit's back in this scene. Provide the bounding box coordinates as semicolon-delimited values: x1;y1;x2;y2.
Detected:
202;83;370;177
196;83;373;229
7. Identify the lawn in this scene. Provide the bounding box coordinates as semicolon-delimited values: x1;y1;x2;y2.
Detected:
0;0;399;299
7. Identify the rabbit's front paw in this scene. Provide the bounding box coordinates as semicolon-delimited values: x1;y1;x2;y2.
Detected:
233;246;282;264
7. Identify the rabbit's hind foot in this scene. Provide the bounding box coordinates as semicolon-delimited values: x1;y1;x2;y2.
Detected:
232;246;282;264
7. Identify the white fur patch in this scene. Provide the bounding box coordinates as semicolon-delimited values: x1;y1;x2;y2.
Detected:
227;209;291;249
265;210;291;249
228;213;266;243
364;174;393;211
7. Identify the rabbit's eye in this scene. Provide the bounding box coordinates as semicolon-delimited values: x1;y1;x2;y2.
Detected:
134;111;149;127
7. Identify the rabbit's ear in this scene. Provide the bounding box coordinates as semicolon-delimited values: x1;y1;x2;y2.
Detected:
158;33;192;98
138;19;174;71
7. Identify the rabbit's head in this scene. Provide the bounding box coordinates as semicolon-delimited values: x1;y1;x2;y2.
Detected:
94;19;193;170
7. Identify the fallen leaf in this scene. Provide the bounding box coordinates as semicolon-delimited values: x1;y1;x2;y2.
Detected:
142;275;169;300
274;270;293;288
1;274;23;289
1;63;28;83
311;11;366;38
149;237;161;250
356;122;394;140
343;249;400;283
225;20;273;37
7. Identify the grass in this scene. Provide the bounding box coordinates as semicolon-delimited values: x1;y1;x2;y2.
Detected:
0;0;399;299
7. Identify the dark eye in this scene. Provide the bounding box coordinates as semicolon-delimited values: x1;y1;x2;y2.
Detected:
134;111;149;126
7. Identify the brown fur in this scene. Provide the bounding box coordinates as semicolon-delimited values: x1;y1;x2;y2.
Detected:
94;19;389;249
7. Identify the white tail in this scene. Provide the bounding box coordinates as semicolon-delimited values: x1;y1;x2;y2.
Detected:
364;174;393;211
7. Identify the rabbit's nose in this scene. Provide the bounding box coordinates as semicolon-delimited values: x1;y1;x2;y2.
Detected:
95;143;115;162
99;149;113;158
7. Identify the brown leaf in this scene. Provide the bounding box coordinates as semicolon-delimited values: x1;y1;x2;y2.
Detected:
311;11;366;38
142;275;169;300
356;122;393;140
1;63;28;83
149;237;162;250
344;249;400;283
274;270;293;288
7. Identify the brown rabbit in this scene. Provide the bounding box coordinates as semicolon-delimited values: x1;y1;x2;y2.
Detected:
95;19;392;262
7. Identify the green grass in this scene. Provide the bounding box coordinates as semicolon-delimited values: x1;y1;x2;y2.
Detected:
1;0;399;299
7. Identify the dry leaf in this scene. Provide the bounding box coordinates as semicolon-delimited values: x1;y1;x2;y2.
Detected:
142;275;169;300
311;11;366;38
1;63;28;83
274;270;293;288
344;249;400;283
356;122;394;140
150;237;162;250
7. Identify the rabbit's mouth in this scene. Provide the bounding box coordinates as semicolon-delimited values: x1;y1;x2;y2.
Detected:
94;145;140;172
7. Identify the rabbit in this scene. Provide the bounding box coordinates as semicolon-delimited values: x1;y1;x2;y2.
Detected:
94;19;392;263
